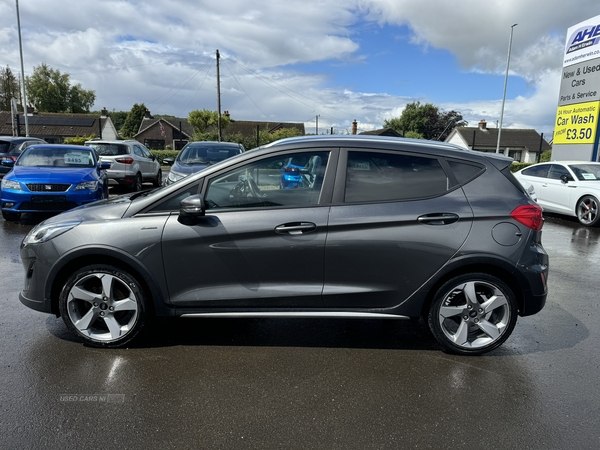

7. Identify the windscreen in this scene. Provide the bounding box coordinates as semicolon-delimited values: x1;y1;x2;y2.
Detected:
178;145;241;165
18;147;95;168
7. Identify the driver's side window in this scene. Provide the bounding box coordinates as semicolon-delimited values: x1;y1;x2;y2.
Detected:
205;151;329;210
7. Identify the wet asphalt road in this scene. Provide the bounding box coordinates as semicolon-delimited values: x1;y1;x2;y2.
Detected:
1;212;599;449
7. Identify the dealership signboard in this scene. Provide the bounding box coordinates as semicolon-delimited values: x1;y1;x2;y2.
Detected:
553;14;600;161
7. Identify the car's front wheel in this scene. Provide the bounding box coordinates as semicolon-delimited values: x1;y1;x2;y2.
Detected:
576;195;600;226
59;264;147;348
428;274;517;355
2;211;21;222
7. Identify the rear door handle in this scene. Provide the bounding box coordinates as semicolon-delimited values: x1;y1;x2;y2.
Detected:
275;222;317;235
417;213;460;225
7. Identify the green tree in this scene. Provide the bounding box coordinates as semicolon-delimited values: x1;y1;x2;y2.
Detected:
110;110;128;133
0;66;21;111
225;126;303;150
25;63;95;113
120;103;148;138
188;109;231;140
384;101;466;141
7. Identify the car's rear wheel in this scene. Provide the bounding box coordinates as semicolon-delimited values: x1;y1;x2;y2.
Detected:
59;264;147;348
576;195;600;226
428;274;517;355
132;173;142;192
2;211;21;222
153;169;162;187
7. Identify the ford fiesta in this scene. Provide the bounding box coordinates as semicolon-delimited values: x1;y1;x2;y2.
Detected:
18;136;549;355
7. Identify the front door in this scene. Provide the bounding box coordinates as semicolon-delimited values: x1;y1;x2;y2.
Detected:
161;150;332;308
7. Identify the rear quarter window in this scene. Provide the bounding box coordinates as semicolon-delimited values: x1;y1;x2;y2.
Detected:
446;159;485;185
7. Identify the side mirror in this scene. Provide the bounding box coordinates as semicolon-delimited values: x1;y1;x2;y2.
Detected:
178;194;205;225
560;174;571;183
1;159;15;168
163;158;175;166
98;162;111;170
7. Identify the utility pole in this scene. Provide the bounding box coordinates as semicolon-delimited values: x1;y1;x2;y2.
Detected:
496;24;517;153
16;0;29;136
315;115;319;135
216;49;222;142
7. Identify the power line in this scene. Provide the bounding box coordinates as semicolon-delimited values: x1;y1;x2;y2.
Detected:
221;59;269;119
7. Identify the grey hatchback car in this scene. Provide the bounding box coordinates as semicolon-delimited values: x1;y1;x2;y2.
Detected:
19;136;548;355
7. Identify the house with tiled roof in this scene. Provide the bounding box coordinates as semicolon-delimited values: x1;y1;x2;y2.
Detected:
0;108;117;142
359;128;403;137
135;111;194;150
134;109;305;150
445;119;551;163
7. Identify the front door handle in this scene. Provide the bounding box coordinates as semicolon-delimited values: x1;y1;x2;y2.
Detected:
417;213;460;225
275;222;317;235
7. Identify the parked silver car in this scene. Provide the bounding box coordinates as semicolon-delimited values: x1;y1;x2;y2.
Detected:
84;139;161;191
19;135;548;355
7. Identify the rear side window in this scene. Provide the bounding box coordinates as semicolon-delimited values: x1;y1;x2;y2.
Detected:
0;141;13;152
345;151;449;203
86;143;129;156
521;164;549;178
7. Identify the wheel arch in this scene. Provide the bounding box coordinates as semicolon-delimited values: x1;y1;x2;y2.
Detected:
46;247;169;317
417;258;527;319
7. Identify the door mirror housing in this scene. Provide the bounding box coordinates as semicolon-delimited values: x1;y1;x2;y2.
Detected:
179;194;205;225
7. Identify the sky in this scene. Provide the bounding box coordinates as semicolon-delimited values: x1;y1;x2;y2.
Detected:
0;0;599;138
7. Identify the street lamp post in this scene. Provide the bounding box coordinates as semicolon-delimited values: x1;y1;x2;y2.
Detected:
496;23;517;154
15;0;29;137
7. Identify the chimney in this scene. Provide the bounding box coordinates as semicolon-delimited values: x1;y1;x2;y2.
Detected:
352;119;357;135
224;110;230;118
145;109;151;118
101;107;108;118
478;119;487;130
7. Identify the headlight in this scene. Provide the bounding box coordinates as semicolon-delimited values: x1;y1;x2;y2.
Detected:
1;179;22;191
167;170;187;184
22;220;82;245
75;181;99;191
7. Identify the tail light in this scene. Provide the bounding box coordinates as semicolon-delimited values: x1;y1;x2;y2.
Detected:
115;157;134;164
8;156;18;162
284;167;299;173
511;204;544;230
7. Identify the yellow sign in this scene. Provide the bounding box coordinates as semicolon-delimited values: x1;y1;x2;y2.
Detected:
554;100;600;144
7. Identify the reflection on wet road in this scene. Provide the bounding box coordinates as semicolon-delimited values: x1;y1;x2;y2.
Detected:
1;214;599;448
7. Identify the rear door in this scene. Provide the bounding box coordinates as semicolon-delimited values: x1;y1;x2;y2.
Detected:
323;148;474;308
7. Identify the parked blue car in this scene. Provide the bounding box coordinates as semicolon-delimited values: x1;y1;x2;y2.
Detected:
281;154;323;189
1;144;110;222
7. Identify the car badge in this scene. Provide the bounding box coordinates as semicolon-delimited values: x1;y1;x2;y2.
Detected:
45;185;52;190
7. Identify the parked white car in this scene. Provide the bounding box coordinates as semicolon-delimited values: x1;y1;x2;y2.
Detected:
85;140;161;191
514;161;600;226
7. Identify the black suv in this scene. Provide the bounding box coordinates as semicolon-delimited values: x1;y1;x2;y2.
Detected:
19;136;548;355
0;136;47;179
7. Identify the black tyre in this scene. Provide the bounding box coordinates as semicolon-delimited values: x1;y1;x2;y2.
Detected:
153;169;162;187
2;211;21;222
59;264;147;348
428;273;518;355
132;173;142;192
576;195;600;226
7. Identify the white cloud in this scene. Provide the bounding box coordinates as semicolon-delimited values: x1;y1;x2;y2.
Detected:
1;0;599;138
